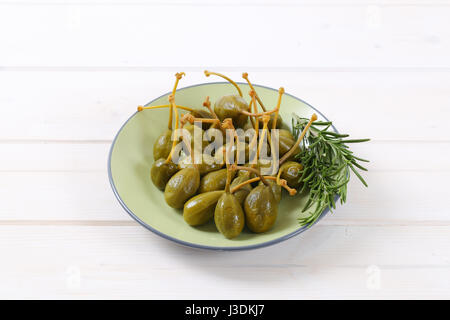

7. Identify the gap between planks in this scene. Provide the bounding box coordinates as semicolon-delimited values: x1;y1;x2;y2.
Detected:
0;219;449;226
3;66;450;72
0;139;113;144
1;139;450;144
1;1;450;7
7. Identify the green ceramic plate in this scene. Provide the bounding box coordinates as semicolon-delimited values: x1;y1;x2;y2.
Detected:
108;82;337;250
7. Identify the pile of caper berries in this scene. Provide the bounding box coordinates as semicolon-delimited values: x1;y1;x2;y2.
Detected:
138;71;316;239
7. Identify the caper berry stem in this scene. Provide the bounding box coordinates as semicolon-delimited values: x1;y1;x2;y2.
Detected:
257;114;271;157
225;165;233;193
204;70;243;97
165;95;179;164
272;87;284;130
181;113;220;126
242;72;266;112
279;113;318;165
168;72;185;130
138;104;193;112
202;96;215;117
260;89;281;166
239;106;279;118
223;120;237;193
234;165;269;186
277;179;297;196
248;99;256;128
230;177;260;194
276;166;283;185
251;91;259;129
203;96;226;134
230;175;295;195
221;118;236;165
248;91;259;166
172;72;185;95
264;176;296;195
240;109;276;117
178;111;198;168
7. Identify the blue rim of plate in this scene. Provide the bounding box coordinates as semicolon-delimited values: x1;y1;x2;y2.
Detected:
108;81;339;251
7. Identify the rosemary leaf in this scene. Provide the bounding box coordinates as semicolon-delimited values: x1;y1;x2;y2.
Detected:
292;114;370;227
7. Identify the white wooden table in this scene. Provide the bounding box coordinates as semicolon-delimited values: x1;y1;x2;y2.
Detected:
1;0;449;299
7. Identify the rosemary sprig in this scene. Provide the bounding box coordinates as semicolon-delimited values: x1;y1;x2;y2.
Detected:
291;114;370;227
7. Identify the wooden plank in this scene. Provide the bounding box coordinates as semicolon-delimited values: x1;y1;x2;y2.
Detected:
0;169;448;222
3;1;450;5
0;139;447;222
2;266;447;299
2;0;449;301
0;171;124;221
0;140;449;172
0;225;448;299
1;5;449;68
0;142;110;172
1;71;449;140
